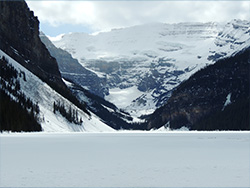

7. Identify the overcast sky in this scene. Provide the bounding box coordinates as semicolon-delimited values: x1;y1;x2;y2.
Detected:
26;1;250;37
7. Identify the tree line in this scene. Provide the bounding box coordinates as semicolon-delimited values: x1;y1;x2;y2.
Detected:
53;100;83;125
0;56;42;132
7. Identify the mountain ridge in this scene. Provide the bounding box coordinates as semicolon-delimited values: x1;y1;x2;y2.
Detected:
146;47;250;130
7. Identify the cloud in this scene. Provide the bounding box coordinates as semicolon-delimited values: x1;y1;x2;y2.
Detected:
27;1;95;26
27;1;250;34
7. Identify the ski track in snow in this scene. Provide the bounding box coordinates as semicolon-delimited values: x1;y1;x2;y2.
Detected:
0;132;249;187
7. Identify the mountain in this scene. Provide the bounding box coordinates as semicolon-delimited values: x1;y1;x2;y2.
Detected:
40;33;133;129
52;20;250;119
1;0;249;131
0;1;113;132
146;47;250;130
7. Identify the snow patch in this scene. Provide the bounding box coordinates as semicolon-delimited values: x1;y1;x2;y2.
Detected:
105;86;144;109
222;93;232;110
48;33;65;42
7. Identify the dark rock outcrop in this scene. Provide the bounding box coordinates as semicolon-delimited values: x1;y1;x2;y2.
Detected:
0;1;65;89
146;47;250;130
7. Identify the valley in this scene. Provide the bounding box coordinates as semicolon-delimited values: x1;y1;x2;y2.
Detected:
0;0;249;131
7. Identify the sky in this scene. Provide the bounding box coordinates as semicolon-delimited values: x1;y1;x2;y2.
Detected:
26;1;250;37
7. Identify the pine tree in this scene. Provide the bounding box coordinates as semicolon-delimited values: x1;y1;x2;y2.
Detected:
53;102;56;114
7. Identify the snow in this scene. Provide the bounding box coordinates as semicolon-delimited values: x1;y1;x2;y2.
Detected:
223;93;232;110
101;104;114;113
105;86;144;109
54;22;221;66
0;132;249;187
0;50;114;133
48;33;65;42
62;78;73;87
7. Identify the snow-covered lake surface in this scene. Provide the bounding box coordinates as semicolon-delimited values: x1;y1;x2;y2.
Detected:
0;132;249;187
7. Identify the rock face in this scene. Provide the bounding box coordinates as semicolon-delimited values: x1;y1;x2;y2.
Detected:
0;1;65;89
146;47;250;130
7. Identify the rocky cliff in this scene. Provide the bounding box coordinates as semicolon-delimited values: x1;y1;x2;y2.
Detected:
0;1;65;89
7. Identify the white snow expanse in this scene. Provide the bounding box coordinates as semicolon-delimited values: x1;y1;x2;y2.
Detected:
0;132;249;187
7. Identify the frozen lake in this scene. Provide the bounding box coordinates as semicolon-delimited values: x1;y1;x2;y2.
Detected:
0;132;249;187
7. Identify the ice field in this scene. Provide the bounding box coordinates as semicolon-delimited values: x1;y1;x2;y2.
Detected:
0;132;249;187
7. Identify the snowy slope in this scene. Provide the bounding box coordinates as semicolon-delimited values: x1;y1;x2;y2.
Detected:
52;20;250;118
0;49;114;132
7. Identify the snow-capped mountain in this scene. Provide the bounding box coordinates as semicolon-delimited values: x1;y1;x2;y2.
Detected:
52;20;250;118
